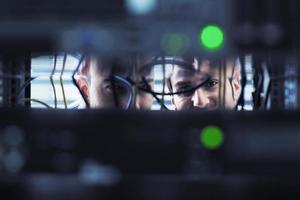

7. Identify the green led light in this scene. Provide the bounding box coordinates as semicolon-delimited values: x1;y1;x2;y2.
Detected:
161;33;188;55
199;25;224;51
200;126;224;149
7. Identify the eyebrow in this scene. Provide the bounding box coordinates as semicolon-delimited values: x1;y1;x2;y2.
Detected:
174;69;196;79
102;78;115;84
174;81;192;89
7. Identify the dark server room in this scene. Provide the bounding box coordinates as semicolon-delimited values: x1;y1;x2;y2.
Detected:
0;0;300;199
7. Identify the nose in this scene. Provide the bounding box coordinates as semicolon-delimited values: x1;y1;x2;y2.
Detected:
191;89;210;108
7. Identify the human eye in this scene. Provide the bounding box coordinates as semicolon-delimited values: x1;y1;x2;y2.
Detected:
103;84;114;93
204;79;218;89
104;83;127;95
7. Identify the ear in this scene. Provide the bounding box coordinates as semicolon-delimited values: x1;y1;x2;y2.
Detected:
232;69;241;102
76;78;89;100
76;57;91;101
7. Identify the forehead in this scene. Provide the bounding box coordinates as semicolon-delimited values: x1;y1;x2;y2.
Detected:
171;59;220;81
91;56;154;77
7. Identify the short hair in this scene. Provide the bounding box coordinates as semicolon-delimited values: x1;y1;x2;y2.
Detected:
166;56;241;92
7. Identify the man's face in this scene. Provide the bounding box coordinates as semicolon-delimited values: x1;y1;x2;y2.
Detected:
169;58;241;110
88;57;154;109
